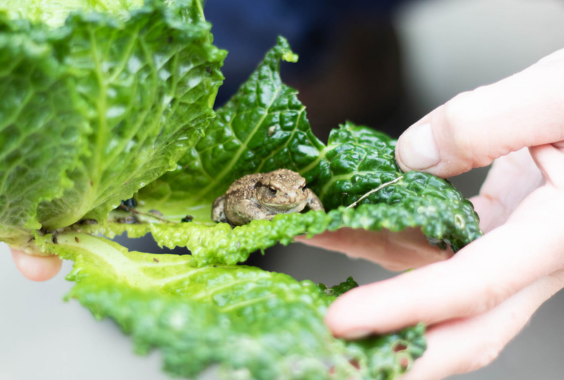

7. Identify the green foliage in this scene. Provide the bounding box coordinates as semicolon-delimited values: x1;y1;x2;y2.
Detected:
138;36;322;221
318;276;359;297
137;38;481;256
78;189;480;267
37;231;425;380
0;0;225;234
0;3;483;379
0;0;144;27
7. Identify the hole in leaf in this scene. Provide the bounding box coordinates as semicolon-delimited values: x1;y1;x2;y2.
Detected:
393;343;407;352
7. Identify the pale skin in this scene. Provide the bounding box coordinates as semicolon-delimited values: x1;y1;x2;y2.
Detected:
10;49;564;378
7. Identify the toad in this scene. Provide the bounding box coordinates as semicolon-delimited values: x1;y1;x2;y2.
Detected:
211;169;324;226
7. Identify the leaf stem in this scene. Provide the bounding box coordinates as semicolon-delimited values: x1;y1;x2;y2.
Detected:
195;0;206;21
346;176;404;209
118;204;173;224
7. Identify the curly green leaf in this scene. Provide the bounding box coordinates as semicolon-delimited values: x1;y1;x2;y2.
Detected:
0;0;226;239
36;232;425;380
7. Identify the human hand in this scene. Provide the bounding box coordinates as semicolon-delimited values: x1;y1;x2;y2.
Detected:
297;49;564;379
10;248;62;282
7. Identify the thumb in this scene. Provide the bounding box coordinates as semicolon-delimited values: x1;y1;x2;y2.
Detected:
396;48;564;178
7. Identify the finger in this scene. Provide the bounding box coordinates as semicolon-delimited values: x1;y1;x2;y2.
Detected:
470;148;543;233
300;149;541;269
529;143;564;189
395;49;564;177
295;227;451;272
325;201;564;337
400;271;564;380
300;150;543;269
11;249;62;282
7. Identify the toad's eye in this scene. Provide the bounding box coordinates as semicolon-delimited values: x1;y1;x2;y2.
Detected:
269;186;277;195
302;184;307;192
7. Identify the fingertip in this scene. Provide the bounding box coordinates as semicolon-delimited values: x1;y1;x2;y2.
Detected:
11;249;62;282
395;135;408;172
398;55;564;179
324;291;355;337
324;286;379;339
325;307;356;339
396;123;440;174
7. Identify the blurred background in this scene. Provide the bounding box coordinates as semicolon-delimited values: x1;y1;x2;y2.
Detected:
2;0;564;379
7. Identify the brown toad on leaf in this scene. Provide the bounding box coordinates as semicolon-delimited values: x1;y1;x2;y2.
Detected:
211;169;324;226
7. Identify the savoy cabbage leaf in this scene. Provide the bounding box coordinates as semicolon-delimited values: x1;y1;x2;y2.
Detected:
0;0;144;28
36;230;425;380
0;0;226;241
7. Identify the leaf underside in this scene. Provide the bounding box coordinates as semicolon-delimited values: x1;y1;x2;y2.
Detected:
0;0;226;235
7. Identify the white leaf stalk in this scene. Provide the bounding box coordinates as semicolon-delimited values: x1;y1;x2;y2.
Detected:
346;176;404;209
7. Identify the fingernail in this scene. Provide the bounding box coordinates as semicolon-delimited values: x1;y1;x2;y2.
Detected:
340;329;372;340
397;123;440;170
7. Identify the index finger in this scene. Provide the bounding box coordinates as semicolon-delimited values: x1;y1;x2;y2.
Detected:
396;49;564;178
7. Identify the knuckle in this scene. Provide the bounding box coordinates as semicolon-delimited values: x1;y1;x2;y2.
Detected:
454;280;515;317
474;283;514;314
462;338;505;373
545;271;564;292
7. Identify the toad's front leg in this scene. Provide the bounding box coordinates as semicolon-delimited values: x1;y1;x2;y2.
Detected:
212;195;229;224
305;189;325;212
225;199;275;226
